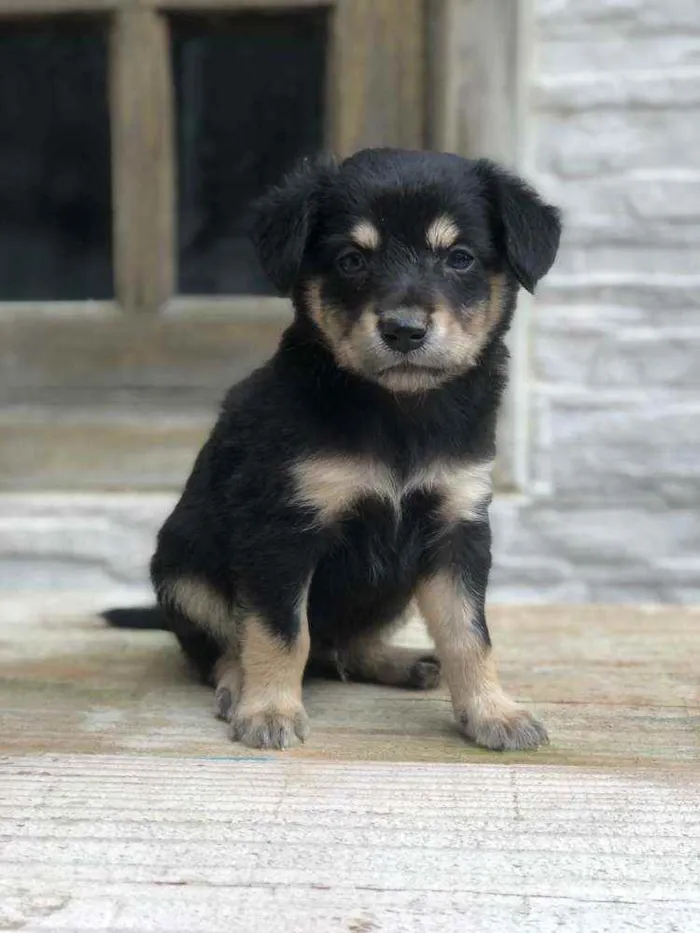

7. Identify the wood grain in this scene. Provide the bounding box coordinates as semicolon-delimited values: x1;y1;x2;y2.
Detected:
0;314;287;393
0;598;697;930
110;7;175;312
0;757;698;932
0;412;210;491
1;600;697;769
0;312;287;489
330;0;425;155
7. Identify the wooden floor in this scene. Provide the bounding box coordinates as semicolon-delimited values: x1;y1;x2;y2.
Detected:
1;595;698;931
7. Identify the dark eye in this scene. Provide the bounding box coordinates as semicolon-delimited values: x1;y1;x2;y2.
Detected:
445;246;475;272
336;249;367;276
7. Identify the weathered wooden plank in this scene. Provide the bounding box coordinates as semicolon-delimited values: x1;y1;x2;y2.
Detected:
0;311;289;489
110;7;175;311
330;0;425;155
0;313;287;393
0;600;697;928
0;754;698;933
1;601;697;768
0;411;210;490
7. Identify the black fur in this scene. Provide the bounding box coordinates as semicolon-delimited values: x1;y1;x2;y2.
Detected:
108;148;561;748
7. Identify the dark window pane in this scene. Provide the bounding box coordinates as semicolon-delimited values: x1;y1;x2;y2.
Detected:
172;10;327;296
0;17;112;301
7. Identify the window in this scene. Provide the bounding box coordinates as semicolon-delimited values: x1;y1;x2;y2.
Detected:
0;16;112;300
173;10;328;295
0;0;425;490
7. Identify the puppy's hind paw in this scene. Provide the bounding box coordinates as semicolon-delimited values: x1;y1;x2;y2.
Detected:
214;685;235;721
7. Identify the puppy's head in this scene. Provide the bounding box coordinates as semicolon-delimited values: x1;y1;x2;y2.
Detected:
252;149;561;392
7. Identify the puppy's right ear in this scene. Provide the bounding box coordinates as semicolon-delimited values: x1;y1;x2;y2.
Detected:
251;154;337;295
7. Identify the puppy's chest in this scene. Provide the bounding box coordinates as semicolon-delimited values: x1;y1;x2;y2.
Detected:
291;453;493;527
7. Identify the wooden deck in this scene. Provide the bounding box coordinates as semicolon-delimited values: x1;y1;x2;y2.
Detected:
1;596;698;931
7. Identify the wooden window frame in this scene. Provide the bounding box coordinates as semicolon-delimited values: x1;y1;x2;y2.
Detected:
430;0;533;491
0;0;531;494
0;0;424;318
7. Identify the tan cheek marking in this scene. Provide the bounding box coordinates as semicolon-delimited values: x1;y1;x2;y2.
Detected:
432;302;478;364
307;280;336;336
350;220;380;250
160;577;232;639
461;273;507;353
336;305;379;371
430;273;508;370
291;455;396;523
426;215;460;251
307;281;378;375
307;278;347;352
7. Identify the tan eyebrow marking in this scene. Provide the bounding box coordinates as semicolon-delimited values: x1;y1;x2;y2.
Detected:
426;215;461;251
350;220;381;250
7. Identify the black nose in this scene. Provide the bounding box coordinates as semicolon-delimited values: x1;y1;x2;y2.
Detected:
379;318;428;354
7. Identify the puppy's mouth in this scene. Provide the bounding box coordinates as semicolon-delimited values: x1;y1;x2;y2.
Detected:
373;357;452;393
378;359;446;377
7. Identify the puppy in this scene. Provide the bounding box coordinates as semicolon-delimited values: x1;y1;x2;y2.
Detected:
150;148;561;751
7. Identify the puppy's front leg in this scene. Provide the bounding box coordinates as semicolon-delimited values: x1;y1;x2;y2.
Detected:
233;598;311;751
417;521;547;751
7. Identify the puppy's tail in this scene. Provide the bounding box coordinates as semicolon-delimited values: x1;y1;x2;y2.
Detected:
101;606;168;630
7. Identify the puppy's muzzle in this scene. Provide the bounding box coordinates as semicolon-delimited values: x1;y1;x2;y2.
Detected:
378;309;428;354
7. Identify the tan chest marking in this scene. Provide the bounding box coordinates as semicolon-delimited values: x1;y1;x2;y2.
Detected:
291;455;494;525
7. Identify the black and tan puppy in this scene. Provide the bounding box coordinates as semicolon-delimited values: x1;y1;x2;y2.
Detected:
143;148;561;751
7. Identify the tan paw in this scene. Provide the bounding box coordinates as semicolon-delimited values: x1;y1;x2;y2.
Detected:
232;705;310;750
459;706;548;751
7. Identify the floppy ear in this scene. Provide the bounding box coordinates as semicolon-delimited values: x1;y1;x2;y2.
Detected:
250;154;337;295
475;159;562;293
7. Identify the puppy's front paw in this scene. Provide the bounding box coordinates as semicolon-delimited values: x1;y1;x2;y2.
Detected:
232;704;310;750
459;703;548;751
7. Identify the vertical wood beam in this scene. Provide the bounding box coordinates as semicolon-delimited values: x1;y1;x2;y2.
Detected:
329;0;425;156
111;8;175;312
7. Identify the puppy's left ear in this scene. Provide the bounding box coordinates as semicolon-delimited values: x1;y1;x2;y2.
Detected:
475;159;562;293
251;154;337;295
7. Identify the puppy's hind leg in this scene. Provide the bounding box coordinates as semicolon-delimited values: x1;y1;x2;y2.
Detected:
313;638;441;690
157;577;235;689
310;606;441;690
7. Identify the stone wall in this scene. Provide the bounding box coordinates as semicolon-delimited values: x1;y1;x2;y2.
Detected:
489;0;700;602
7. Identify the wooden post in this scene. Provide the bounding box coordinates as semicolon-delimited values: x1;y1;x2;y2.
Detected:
329;0;425;156
110;7;175;312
